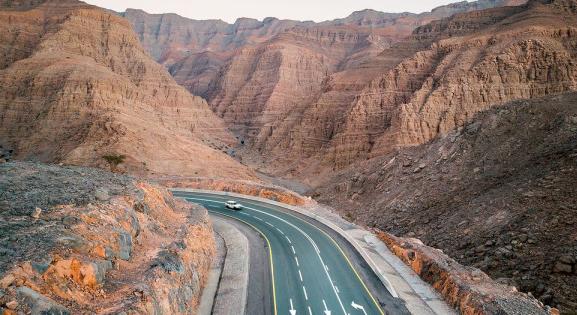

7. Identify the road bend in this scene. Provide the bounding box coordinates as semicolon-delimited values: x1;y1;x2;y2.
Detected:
173;191;409;315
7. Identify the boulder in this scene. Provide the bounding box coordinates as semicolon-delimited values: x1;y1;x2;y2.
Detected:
552;262;572;274
94;188;110;201
16;287;70;315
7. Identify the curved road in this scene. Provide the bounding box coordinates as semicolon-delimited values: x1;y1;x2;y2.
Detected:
174;191;409;315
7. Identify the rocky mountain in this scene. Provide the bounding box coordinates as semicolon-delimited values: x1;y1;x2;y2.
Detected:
224;0;575;182
320;0;577;174
313;91;577;313
0;0;255;179
125;0;552;181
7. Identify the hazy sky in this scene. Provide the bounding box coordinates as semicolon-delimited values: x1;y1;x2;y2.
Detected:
84;0;462;23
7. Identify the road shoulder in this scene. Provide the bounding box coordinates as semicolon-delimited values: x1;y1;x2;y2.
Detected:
198;215;249;315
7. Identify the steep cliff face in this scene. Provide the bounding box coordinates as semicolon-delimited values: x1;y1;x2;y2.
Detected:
0;0;255;179
313;92;577;313
207;26;386;158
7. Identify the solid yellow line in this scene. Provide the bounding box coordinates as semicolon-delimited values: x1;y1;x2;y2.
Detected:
316;228;385;315
211;211;278;315
245;203;386;315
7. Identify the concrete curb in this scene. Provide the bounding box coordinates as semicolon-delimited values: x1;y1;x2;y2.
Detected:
209;216;250;315
173;188;456;315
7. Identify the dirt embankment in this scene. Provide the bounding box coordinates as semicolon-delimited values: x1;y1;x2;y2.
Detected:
159;177;307;206
0;162;215;314
313;92;577;312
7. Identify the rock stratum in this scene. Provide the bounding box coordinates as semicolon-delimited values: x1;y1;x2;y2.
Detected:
0;161;215;314
313;92;577;313
0;0;255;179
124;0;556;181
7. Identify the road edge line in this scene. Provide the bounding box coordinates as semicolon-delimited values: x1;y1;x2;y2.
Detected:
211;211;278;315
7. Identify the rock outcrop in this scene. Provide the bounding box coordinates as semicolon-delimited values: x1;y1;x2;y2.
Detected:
0;0;255;179
0;161;215;314
313;92;577;313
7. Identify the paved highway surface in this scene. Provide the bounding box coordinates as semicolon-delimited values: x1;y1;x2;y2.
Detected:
174;191;409;315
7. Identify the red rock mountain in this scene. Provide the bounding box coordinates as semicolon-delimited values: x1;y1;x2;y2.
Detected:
124;0;541;181
0;0;255;179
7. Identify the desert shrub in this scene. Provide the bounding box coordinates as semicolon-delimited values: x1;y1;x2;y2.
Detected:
102;154;126;172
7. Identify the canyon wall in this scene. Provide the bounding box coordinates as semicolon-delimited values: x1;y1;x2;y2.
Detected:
123;1;530;180
0;161;215;314
0;0;255;179
327;0;577;171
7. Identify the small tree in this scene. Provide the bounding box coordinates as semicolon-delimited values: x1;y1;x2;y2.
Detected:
102;154;126;173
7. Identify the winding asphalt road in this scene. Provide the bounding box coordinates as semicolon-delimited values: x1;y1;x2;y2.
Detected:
174;191;409;315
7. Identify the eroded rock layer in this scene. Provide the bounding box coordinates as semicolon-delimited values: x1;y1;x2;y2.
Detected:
123;1;530;180
0;0;255;179
328;0;577;171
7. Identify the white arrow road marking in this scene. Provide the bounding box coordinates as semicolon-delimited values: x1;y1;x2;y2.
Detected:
323;299;332;315
184;197;348;315
239;204;346;314
351;301;367;315
290;298;297;315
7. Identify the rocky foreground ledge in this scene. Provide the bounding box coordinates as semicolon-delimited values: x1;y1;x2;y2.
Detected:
0;162;214;314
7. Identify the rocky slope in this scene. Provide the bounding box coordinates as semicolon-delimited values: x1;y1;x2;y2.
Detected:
313;92;577;313
0;0;255;179
324;0;577;172
0;161;215;314
123;1;528;164
230;0;576;181
125;0;577;185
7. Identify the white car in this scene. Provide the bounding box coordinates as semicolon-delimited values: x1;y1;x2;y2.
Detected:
224;200;242;210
